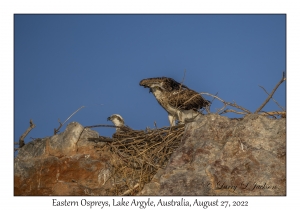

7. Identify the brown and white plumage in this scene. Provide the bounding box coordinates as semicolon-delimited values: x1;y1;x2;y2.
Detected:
107;114;126;130
139;77;189;91
139;77;210;125
107;114;133;137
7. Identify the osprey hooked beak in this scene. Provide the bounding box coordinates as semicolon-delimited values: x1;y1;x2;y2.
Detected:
107;116;111;121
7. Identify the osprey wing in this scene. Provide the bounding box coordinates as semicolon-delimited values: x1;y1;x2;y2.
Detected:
167;89;209;110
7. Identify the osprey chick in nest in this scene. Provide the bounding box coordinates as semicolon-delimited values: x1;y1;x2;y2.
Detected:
107;114;133;138
107;114;126;131
139;77;210;126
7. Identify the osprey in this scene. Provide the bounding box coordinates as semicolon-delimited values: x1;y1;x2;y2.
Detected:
139;77;210;126
107;114;126;130
107;114;133;133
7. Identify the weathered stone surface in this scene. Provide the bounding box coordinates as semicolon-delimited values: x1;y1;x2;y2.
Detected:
14;122;115;195
15;114;286;196
139;114;286;196
17;122;100;159
14;154;116;195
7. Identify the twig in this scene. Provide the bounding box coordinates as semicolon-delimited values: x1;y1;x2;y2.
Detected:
85;124;122;129
122;183;140;196
258;85;285;111
210;92;218;103
19;119;36;148
63;106;85;125
200;92;252;114
258;111;286;117
54;121;63;135
179;69;187;89
255;72;286;113
216;102;227;114
154;121;164;141
88;137;114;142
205;92;218;114
54;106;85;134
76;124;129;147
219;109;248;115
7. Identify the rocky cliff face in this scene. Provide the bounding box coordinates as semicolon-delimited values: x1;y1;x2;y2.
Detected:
14;114;286;196
139;114;286;195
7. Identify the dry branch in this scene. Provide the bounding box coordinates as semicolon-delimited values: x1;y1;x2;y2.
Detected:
88;137;114;142
54;106;85;134
258;85;285;111
255;72;286;113
85;124;121;129
204;92;217;114
219;109;248;115
258;111;286;118
200;92;252;114
19;119;36;148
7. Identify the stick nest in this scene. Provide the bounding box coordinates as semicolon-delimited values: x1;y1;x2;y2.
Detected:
96;124;185;195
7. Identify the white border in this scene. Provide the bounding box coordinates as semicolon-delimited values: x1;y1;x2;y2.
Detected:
2;1;298;209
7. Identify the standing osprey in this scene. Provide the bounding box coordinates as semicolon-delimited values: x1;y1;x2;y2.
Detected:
139;77;210;126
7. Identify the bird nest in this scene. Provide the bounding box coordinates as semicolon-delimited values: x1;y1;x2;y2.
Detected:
91;124;185;195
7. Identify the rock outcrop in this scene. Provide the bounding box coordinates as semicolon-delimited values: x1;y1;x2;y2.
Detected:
14;122;115;195
14;114;286;195
139;114;286;195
